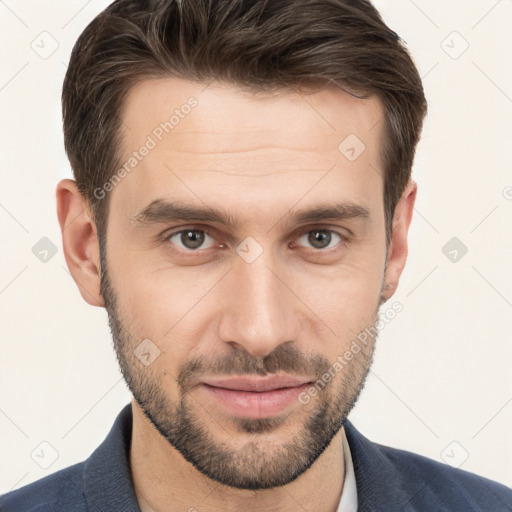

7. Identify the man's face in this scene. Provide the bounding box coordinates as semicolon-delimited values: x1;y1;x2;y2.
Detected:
101;77;389;490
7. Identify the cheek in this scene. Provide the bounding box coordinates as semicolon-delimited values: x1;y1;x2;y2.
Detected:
297;248;385;319
292;266;384;366
110;259;218;357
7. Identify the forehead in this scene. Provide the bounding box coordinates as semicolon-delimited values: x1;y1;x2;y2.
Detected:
120;77;384;155
111;77;386;227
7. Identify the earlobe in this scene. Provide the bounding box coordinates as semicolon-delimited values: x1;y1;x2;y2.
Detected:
56;179;105;307
381;180;417;303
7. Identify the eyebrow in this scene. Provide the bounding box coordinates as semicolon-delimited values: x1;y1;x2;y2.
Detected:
131;199;370;229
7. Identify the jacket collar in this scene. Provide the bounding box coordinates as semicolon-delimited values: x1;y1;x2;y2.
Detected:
343;418;424;511
83;403;141;512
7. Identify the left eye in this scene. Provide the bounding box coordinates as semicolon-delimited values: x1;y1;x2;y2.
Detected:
295;229;343;250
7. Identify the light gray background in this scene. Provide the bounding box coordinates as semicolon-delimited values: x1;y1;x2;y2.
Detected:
1;0;511;492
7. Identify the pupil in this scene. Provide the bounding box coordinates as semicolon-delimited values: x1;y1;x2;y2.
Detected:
182;230;204;249
309;230;330;249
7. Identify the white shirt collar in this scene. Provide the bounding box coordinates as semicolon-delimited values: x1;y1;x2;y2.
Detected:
336;426;358;512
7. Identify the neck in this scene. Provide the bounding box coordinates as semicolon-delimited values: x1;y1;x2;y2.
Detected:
129;400;346;512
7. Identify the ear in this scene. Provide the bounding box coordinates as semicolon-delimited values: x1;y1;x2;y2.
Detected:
56;179;104;307
381;179;417;303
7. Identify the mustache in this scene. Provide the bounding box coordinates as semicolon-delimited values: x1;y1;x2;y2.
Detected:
176;344;331;391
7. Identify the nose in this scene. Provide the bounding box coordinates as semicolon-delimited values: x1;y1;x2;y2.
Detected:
217;247;302;359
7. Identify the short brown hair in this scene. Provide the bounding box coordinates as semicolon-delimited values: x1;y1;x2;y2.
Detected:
62;0;427;245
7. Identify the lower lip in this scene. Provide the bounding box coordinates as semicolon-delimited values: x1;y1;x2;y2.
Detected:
200;383;312;419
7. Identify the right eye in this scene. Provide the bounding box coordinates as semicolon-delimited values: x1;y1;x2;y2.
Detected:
164;228;218;252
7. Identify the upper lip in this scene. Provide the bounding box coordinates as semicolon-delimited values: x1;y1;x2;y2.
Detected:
201;375;313;392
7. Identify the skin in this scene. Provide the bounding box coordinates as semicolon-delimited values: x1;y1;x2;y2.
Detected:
56;77;416;512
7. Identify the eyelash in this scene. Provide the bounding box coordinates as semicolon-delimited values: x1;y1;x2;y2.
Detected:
162;226;348;255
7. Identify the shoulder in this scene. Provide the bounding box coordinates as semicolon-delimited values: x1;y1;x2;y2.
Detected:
0;462;86;512
375;441;512;509
343;420;512;511
0;404;139;512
